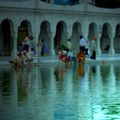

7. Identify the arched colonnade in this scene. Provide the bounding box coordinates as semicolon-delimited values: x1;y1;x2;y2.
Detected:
0;18;120;57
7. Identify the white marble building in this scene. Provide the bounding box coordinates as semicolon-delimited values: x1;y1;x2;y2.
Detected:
0;0;120;59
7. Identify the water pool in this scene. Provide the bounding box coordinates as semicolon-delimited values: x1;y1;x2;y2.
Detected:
0;62;120;120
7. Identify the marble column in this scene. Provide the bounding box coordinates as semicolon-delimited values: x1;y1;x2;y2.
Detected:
96;33;102;55
67;23;72;39
81;22;89;39
109;30;115;54
12;23;18;57
50;27;56;56
32;15;40;58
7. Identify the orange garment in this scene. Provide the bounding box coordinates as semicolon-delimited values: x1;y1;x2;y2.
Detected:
78;64;84;76
77;51;85;63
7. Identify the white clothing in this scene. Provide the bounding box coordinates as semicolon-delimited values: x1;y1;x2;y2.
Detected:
80;38;87;47
67;51;73;57
91;40;96;51
85;39;90;49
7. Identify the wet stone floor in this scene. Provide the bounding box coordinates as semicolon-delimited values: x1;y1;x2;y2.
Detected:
0;62;120;120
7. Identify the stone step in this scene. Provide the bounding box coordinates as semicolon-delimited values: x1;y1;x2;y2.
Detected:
0;54;120;65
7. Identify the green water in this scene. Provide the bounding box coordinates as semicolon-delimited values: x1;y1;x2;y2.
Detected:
0;62;120;120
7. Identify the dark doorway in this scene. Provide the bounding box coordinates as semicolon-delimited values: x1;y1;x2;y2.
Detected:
0;20;11;56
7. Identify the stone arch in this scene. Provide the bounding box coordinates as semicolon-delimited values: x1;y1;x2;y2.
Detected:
54;20;67;55
39;20;51;56
100;23;111;54
0;18;14;56
71;21;82;54
88;22;97;40
17;19;32;51
114;23;120;53
88;22;97;54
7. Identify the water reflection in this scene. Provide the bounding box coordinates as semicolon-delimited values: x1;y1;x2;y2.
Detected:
0;63;120;120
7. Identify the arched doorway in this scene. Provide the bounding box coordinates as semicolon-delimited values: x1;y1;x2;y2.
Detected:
88;23;97;54
71;21;81;54
39;20;51;55
100;23;111;54
17;20;32;51
88;23;97;40
114;24;120;53
54;21;67;55
0;19;12;56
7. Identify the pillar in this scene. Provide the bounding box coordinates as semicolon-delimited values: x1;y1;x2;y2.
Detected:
81;22;89;39
109;29;115;54
32;15;40;58
67;23;72;39
96;33;102;55
50;26;56;56
12;23;18;57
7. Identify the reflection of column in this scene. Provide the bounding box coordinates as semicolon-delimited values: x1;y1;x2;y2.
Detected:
49;67;56;120
96;33;102;55
96;65;102;95
12;72;18;106
108;64;115;94
84;64;90;93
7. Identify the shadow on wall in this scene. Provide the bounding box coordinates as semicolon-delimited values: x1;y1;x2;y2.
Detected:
104;45;110;53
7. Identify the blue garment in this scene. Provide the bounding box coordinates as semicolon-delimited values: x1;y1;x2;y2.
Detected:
41;41;48;55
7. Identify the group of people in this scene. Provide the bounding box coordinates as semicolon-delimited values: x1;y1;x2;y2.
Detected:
59;35;96;64
78;35;96;63
58;38;76;63
10;36;49;68
37;39;48;57
10;35;36;68
10;34;96;68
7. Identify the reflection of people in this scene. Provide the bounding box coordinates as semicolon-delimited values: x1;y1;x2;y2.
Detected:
9;51;32;68
41;39;48;56
78;63;84;76
9;52;23;67
54;64;64;81
90;36;96;60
